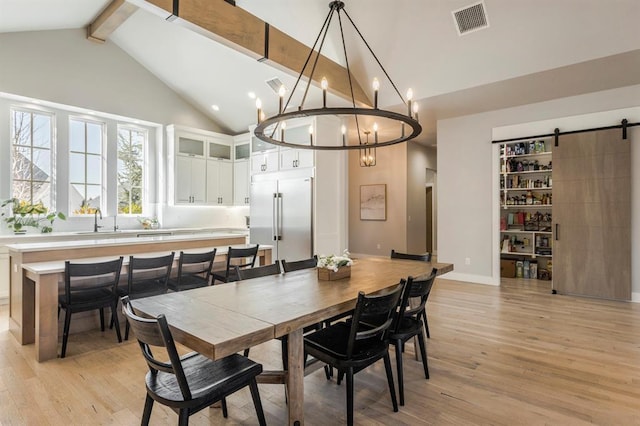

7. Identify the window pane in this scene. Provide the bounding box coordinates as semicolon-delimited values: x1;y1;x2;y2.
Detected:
12;146;32;180
12;111;31;146
33;182;51;207
12;181;31;201
86;122;102;154
69;120;85;152
32;114;51;148
69;153;85;183
86;185;101;207
32;148;51;180
118;127;145;215
70;184;86;213
86;154;101;184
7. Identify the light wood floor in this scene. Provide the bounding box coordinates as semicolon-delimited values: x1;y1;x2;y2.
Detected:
2;277;640;425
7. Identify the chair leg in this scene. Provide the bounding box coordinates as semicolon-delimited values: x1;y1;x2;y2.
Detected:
243;348;250;357
61;309;72;358
346;367;355;426
337;370;344;385
125;319;130;341
112;303;123;343
249;378;267;426
178;409;189;426
99;308;105;332
417;330;429;379
141;394;154;426
383;352;399;413
423;311;430;338
394;340;405;406
221;397;228;418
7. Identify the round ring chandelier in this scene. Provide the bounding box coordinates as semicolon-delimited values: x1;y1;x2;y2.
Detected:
253;0;422;151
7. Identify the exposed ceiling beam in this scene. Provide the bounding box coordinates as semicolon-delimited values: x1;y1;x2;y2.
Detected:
87;0;139;43
134;0;372;106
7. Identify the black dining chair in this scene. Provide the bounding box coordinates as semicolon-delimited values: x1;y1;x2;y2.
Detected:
389;269;437;406
167;249;216;292
118;252;174;340
121;296;267;426
212;245;259;284
390;249;433;338
304;281;406;426
390;249;432;262
58;257;124;358
235;261;281;280
281;255;318;272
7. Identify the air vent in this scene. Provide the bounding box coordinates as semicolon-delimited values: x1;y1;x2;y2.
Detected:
265;77;285;94
452;1;489;36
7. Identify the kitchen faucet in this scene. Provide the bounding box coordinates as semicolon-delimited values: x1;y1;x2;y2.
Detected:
94;208;102;232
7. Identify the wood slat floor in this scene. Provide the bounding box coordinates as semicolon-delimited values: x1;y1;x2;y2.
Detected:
1;277;640;425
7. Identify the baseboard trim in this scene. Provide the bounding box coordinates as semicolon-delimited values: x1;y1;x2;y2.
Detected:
437;271;499;286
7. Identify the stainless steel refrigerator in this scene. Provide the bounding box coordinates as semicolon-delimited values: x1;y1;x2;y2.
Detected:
250;176;313;261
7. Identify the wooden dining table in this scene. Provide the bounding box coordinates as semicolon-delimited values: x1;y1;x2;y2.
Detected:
132;256;453;425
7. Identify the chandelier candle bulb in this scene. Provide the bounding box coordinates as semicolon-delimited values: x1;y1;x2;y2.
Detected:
406;88;413;117
309;125;314;145
374;123;379;143
372;78;380;109
321;77;328;108
413;102;419;123
280;121;286;141
255;98;262;124
341;124;346;146
278;85;286;114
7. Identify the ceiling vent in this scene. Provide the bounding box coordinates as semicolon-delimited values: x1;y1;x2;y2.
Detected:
452;1;489;36
265;77;285;94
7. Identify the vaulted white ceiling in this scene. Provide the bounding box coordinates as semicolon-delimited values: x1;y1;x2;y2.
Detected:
2;0;640;144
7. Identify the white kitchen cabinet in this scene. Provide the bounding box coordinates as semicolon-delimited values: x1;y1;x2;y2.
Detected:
280;148;314;170
206;159;233;205
175;156;206;204
234;159;250;205
251;150;279;174
167;125;233;205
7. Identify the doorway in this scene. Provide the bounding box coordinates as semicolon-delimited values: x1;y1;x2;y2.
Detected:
425;186;433;253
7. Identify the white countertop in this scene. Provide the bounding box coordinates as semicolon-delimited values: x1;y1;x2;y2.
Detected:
0;227;248;246
6;231;248;253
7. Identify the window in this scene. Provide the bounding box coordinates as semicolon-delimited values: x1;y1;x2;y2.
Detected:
69;118;104;214
117;126;146;214
11;109;54;208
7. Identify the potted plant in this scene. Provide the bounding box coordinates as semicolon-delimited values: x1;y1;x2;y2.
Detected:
317;250;353;280
1;198;66;233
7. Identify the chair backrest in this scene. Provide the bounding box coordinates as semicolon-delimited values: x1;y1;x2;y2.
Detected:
346;280;406;358
127;252;175;294
222;245;259;279
281;255;318;272
121;296;192;400
236;261;281;280
63;257;124;305
176;249;216;284
390;249;431;262
393;268;437;333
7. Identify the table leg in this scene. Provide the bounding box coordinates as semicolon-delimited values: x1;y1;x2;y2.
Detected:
287;328;304;425
35;273;60;362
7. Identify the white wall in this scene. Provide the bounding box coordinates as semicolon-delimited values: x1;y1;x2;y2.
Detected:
438;84;640;295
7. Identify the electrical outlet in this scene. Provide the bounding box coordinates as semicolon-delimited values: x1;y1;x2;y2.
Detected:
465;257;471;265
377;244;381;249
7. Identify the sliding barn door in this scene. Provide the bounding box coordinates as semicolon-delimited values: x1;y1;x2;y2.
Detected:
552;128;630;300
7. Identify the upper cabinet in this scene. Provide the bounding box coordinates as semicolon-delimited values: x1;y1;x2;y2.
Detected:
233;133;251;206
167;125;233;205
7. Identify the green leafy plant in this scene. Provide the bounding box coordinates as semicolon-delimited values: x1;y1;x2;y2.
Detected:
1;198;66;233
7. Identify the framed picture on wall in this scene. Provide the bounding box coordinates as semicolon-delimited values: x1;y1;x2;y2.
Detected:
360;184;386;221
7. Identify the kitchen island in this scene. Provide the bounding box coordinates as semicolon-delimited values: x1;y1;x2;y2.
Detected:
7;232;270;361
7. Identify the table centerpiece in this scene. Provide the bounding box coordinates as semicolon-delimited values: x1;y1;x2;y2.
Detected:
317;250;353;280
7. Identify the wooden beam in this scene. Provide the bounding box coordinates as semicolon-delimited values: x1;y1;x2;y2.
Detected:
87;0;139;43
139;0;371;106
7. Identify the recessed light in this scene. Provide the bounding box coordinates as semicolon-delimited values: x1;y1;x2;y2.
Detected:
248;92;256;99
211;105;220;111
